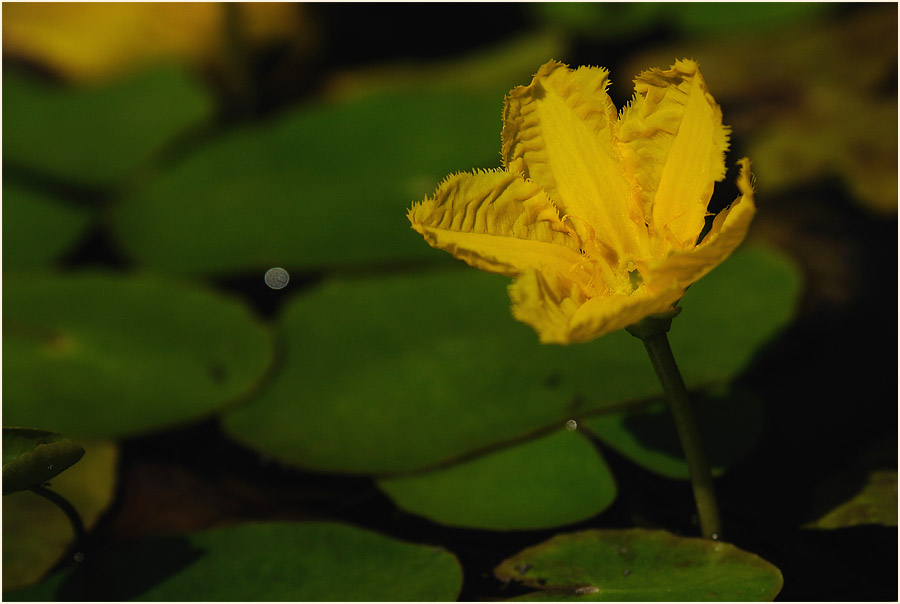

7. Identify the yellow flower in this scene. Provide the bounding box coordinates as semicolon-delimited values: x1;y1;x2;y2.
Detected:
408;59;756;344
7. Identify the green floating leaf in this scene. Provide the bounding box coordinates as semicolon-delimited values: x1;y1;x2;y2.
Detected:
223;269;655;474
222;245;799;475
2;181;92;271
2;428;85;495
8;522;463;601
409;29;567;98
584;389;764;480
327;30;567;102
672;2;833;34
495;529;783;601
110;87;501;275
378;429;616;530
3;440;118;592
805;469;898;530
530;2;832;40
668;245;801;387
3;65;213;188
3;272;273;439
528;3;665;40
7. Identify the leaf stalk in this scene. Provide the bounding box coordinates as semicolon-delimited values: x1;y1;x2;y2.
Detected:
30;484;86;544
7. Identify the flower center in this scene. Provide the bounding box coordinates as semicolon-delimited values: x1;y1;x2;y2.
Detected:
595;264;644;297
628;269;644;291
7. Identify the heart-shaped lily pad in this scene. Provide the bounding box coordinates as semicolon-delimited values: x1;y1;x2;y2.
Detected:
378;428;616;530
495;529;784;601
108;31;576;277
3;440;118;592
109;87;501;275
222;245;800;475
3;272;273;438
8;522;463;601
222;268;656;475
2;181;92;271
583;388;764;480
3;428;85;495
3;65;212;188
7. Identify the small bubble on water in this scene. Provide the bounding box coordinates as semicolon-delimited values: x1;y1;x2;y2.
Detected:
711;533;720;540
264;267;290;290
565;419;577;431
73;552;85;563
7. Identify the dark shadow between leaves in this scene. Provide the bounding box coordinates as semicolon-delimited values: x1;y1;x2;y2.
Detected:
621;389;764;475
55;535;204;601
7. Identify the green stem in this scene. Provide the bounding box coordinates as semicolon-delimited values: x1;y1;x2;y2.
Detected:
641;332;722;539
30;485;86;544
626;312;722;540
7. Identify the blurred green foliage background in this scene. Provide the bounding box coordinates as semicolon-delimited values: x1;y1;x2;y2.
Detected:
2;3;896;601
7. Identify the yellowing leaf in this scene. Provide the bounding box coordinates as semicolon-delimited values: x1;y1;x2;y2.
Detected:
2;2;310;83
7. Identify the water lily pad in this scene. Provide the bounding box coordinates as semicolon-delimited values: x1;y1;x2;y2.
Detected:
530;3;831;40
673;2;832;34
2;64;212;187
805;469;898;529
222;268;656;475
2;428;85;495
325;29;567;102
2;181;92;271
3;440;118;592
110;87;501;275
668;245;801;388
3;272;273;438
222;245;799;475
378;429;616;530
528;3;665;40
583;389;764;480
495;529;784;601
9;522;463;601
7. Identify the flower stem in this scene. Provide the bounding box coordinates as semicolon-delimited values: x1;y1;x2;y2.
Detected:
627;313;722;540
30;485;86;544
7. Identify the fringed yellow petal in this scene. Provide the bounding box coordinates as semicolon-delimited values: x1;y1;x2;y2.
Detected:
508;270;586;344
406;59;755;346
568;286;684;343
617;59;730;253
408;169;588;279
502;60;642;265
647;158;756;289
